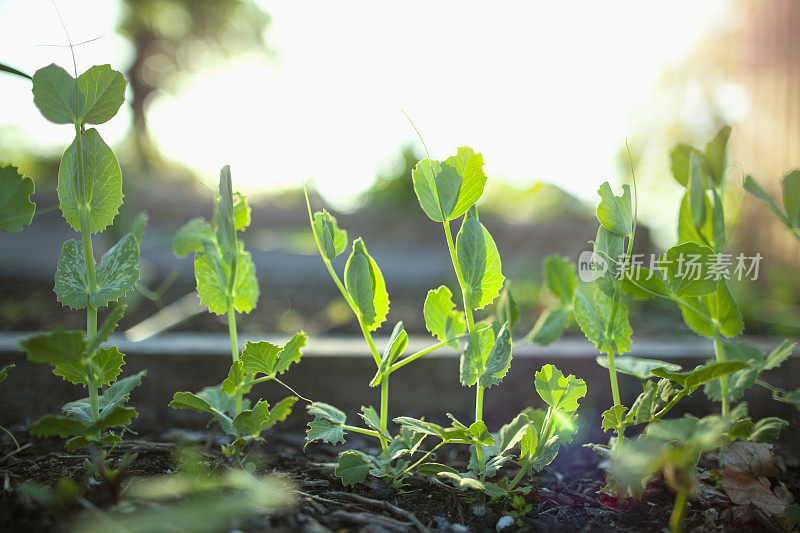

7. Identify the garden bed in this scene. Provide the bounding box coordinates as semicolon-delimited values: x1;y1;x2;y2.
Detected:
2;425;798;532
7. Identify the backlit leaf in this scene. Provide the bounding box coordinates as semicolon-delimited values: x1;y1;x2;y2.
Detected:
423;285;466;349
782;170;800;228
670;143;704;187
528;306;569;346
312;210;348;260
703;125;731;186
344;239;389;330
57;128;123;233
596;354;681;381
54;240;89;309
479;323;512;388
91;233;140;308
744;175;792;227
596;182;633;237
93;346;125;386
543;255;577;305
0;165;35;232
601;405;628;432
534;364;587;413
76;64;126;125
456;209;504;310
459;326;494;386
652;361;749;392
20;329;85;367
335;451;372;486
172;218;213;257
572;288;632;354
659;242;718;297
30;415;88;438
443;146;487;220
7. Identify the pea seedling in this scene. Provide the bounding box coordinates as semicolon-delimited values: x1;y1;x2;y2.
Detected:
169;167;307;457
18;62;146;465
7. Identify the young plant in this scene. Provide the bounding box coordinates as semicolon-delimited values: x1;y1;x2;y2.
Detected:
169;167;306;457
619;129;797;440
612;415;730;533
572;159;748;494
302;188;471;485
18;62;146;464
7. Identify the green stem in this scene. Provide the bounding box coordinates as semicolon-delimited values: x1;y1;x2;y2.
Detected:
442;220;482;424
379;373;389;452
651;389;688;421
75;124;101;428
669;484;689;533
227;303;242;415
605;350;622;406
343;425;383;440
389;340;449;373
712;328;729;419
403;441;445;475
507;460;530;491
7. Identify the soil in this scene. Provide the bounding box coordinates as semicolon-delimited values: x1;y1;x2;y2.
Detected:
1;428;797;533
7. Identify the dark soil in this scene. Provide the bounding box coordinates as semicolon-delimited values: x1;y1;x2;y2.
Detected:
1;428;797;533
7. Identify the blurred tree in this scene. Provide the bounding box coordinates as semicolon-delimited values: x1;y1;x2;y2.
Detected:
118;0;270;169
360;145;421;213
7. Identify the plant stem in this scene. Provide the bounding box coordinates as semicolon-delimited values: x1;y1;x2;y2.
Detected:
379;373;390;451
343;425;383;439
711;328;729;419
75;124;101;428
389;340;449;373
605;349;622;407
669;484;689;533
402;442;445;476
227;302;242;415
442;220;482;424
508;461;530;491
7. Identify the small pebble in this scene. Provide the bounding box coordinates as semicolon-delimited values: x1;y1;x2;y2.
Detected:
496;515;515;532
451;524;470;533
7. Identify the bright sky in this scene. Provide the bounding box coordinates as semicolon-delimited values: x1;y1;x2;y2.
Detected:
1;0;731;209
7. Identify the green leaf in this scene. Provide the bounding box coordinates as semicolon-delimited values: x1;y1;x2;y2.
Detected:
87;405;137;433
312;210;348;260
358;406;383;434
221;361;247;396
76;65;126;125
0;165;35;232
764;340;795;370
659;242;718;296
572;288;632;354
652;361;750;392
32;64;78;124
601;405;628;432
0;364;12;384
344;239;389;330
596;182;633;237
173;218;213;257
678;280;742;338
213;165;237;265
534;364;587;413
335;451;372;486
20;329;85;367
241;332;307;378
412;158;450;222
232;400;272;437
92;346;125;386
456;210;504;310
492;283;519;336
688;153;707;229
54;240;89;309
232;192;251;231
267;396;297;427
443;146;487;220
711;185;727;252
306;402;347;446
543;255;577;305
478;323;512;388
98;370;146;411
596;354;681;381
528;306;569;346
703;125;731;185
30;415;88;438
370;322;408;386
198;384;240;418
57;129;122;234
677;191;715;249
748;417;787;443
91;233;140;308
782;170;800;228
195;245;259;315
423;285;466;349
592;225;625;298
621;266;670;299
670;144;704;187
459;326;494;386
169;391;216;415
744;175;792;227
